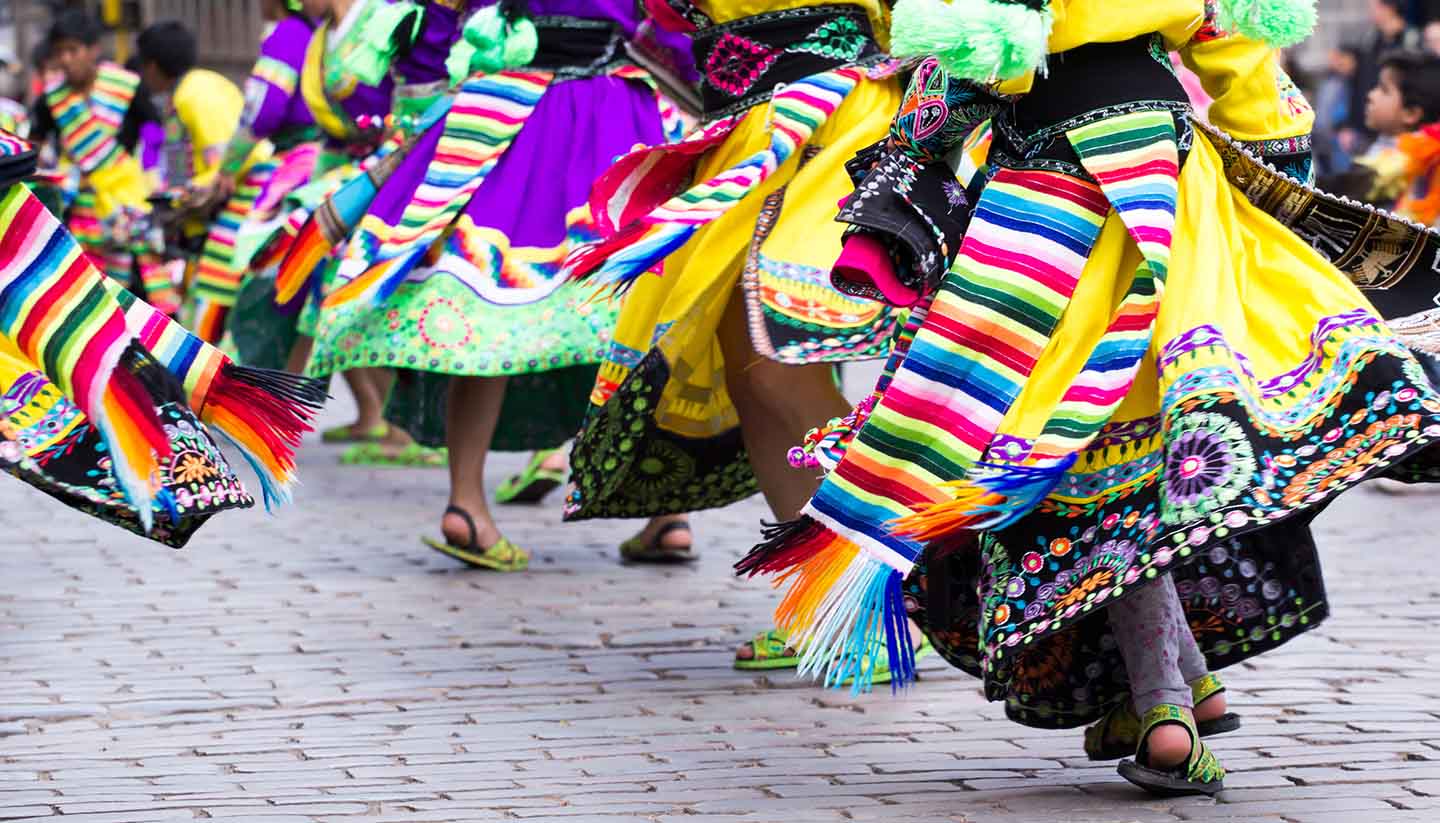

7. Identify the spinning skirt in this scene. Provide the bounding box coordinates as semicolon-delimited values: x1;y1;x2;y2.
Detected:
0;335;253;547
564;74;902;521
307;74;667;450
893;129;1440;727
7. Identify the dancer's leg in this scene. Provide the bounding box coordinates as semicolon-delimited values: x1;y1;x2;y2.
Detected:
442;374;508;548
1107;575;1195;767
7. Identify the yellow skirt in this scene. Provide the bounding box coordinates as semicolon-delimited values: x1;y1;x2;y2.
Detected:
902;127;1440;727
565;74;903;520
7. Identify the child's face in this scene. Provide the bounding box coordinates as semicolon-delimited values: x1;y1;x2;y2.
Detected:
50;37;99;88
1367;66;1423;134
1329;49;1357;76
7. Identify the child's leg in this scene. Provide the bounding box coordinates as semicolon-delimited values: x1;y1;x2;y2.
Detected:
1108;575;1193;715
1169;591;1230;722
1107;575;1196;767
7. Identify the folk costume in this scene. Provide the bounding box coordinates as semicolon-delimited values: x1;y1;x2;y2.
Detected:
562;0;904;520
29;61;168;308
302;0;687;454
154;66;248;317
190;12;323;345
229;0;395;370
0;130;325;546
735;0;1440;796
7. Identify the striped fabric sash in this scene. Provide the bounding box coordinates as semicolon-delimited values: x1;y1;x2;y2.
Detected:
738;109;1182;692
318;70;553;309
191;157;281;340
563;67;865;294
46;63;140;175
0;184;178;526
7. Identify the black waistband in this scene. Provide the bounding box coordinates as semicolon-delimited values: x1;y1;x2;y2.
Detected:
1011;36;1187;134
692;4;882;120
531;16;627;77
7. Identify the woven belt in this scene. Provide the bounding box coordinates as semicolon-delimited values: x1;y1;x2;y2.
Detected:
692;4;883;120
531;16;629;78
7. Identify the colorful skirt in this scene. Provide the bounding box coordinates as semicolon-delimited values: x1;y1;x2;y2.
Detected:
307;72;669;451
743;113;1440;722
189;142;320;344
563;71;903;520
0;336;253;547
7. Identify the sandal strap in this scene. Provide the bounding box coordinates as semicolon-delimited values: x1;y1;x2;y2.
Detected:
444;505;480;549
654;520;692;540
1084;701;1142;757
1190;672;1225;705
1137;704;1225;784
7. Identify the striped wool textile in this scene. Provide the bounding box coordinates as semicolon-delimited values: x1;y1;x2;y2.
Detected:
45;63;141;175
318;71;552;311
738;110;1183;691
0;184;175;525
563;67;865;294
94;275;327;510
190;157;281;340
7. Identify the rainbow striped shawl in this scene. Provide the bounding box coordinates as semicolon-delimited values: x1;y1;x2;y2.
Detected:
45;63;140;176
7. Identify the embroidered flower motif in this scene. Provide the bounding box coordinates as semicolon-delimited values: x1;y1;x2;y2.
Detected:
1161;412;1257;524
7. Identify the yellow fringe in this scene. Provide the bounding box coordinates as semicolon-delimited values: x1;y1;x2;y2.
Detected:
772;536;860;635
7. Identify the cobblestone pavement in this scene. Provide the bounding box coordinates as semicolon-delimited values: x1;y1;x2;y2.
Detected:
2;379;1439;823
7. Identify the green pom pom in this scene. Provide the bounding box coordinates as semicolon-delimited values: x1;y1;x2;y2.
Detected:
891;0;1053;83
1214;0;1317;48
446;6;539;87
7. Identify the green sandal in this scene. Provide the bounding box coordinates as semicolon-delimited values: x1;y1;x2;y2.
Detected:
422;505;530;572
494;449;566;504
1117;704;1226;797
340;442;449;467
1084;673;1242;761
734;628;936;682
619;520;696;564
322;422;389;444
733;629;801;671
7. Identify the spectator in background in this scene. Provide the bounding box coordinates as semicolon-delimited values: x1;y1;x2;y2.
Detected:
1315;44;1360;177
1425;20;1440;55
1353;50;1440;223
1345;0;1421;154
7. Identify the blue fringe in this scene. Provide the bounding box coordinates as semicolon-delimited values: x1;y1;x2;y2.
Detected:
968;452;1078;531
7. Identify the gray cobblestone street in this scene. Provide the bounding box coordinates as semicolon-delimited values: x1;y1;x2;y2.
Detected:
2;381;1439;823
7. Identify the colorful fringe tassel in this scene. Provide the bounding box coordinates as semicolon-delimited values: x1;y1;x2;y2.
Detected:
101;278;328;509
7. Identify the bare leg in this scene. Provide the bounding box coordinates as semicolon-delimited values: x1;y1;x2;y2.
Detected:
442;374;508;549
714;292;923;661
285;334;315;375
343;367;394;434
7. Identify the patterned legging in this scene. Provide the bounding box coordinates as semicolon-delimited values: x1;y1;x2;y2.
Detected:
1107;574;1208;714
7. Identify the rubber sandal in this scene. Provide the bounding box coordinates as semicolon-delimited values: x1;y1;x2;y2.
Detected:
494;449;567;504
1118;705;1226;797
322;422;389;444
422;505;530;572
733;630;935;679
618;520;696;564
733;628;801;671
1085;673;1242;761
340;442;448;467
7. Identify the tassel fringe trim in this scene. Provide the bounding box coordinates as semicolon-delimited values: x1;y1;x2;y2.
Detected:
892;453;1077;541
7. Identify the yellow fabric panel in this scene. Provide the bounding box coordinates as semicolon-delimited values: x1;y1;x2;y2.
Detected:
1179;34;1314;143
1047;0;1204;54
996;128;1376;446
696;1;890;42
174;69;245;186
86;154;151;218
